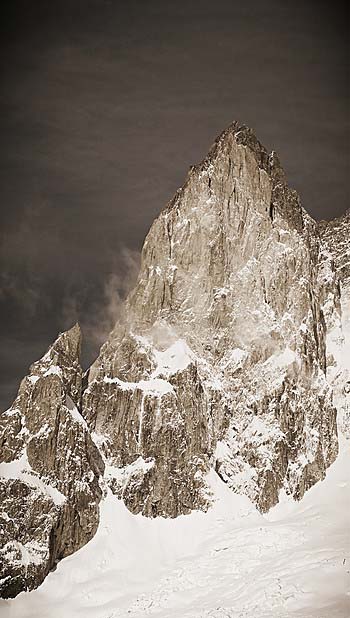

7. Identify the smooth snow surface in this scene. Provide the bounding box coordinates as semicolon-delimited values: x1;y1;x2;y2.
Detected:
1;442;349;618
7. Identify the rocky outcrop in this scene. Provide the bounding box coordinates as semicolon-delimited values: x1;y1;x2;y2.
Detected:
0;325;104;598
319;210;350;286
84;123;338;516
1;122;347;597
319;211;350;438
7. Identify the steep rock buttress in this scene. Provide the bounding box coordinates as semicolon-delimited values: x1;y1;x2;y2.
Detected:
0;325;104;597
84;123;338;516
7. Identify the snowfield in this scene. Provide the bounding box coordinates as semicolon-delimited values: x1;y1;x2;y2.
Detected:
1;434;349;618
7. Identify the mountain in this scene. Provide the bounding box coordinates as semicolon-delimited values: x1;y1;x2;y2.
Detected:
0;122;348;599
0;325;104;597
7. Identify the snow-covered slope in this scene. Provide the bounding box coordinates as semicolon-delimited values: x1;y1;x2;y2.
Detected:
0;432;348;617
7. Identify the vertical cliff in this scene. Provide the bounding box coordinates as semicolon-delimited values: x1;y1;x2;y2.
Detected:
84;123;338;517
0;325;104;597
319;210;350;438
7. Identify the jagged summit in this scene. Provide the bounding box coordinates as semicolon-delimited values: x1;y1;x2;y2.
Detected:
52;322;81;358
86;120;337;520
0;322;103;597
0;122;348;597
188;122;286;185
164;122;301;232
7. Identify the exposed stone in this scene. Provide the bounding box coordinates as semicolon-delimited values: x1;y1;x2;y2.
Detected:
1;123;348;598
0;324;104;597
319;210;350;438
84;123;339;517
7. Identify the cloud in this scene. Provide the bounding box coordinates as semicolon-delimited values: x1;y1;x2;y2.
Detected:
88;247;140;343
61;246;140;363
0;272;42;318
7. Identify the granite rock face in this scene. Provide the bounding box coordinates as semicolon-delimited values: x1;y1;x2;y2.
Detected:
1;122;348;597
0;325;104;598
319;210;350;438
85;123;338;517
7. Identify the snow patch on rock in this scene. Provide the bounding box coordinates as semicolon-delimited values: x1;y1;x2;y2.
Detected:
0;452;66;506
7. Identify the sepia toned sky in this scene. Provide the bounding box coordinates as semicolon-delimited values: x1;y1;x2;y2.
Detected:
0;0;349;409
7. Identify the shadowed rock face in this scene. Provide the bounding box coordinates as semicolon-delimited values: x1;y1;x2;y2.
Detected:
0;123;347;597
0;324;104;598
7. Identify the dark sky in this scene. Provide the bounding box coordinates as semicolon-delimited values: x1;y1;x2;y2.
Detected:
0;0;349;410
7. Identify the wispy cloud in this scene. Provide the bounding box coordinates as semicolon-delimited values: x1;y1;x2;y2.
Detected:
61;246;140;360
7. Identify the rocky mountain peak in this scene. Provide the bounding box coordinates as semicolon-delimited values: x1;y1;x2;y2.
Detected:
164;121;300;232
1;122;348;598
85;122;337;519
0;323;103;598
189;122;286;186
49;322;81;363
